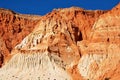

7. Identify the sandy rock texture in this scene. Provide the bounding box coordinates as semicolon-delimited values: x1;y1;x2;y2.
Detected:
0;3;120;80
0;8;41;65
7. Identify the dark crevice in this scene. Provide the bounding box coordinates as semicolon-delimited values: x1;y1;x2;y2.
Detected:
72;26;83;42
77;31;83;41
107;38;109;42
0;51;4;67
104;77;110;80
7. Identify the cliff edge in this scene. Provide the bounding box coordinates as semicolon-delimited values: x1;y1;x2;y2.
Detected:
0;3;120;80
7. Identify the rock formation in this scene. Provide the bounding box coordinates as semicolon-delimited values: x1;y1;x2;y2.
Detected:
0;8;41;65
0;3;120;80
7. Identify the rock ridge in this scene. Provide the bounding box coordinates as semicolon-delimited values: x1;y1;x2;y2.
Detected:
0;3;120;80
0;8;41;65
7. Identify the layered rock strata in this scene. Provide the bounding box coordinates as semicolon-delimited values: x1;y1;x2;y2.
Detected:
0;3;120;80
0;8;41;65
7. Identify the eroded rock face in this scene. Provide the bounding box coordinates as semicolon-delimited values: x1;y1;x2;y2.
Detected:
77;3;120;80
0;8;41;64
0;51;71;80
78;45;120;80
0;3;120;80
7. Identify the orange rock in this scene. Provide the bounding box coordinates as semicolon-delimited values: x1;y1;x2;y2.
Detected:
0;3;120;80
0;8;41;66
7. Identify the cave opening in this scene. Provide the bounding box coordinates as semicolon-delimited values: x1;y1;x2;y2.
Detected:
72;27;83;42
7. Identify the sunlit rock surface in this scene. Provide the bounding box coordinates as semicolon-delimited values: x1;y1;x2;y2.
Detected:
0;3;120;80
0;8;41;64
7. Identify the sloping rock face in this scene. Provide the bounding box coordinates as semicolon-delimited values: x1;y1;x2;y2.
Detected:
0;8;41;65
77;3;120;80
0;3;120;80
0;51;71;80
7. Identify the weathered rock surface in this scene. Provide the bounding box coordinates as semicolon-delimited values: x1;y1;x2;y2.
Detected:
0;8;41;65
0;51;71;80
77;3;120;80
0;3;120;80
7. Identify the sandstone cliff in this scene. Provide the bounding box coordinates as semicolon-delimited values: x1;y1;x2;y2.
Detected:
0;3;120;80
0;8;41;65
